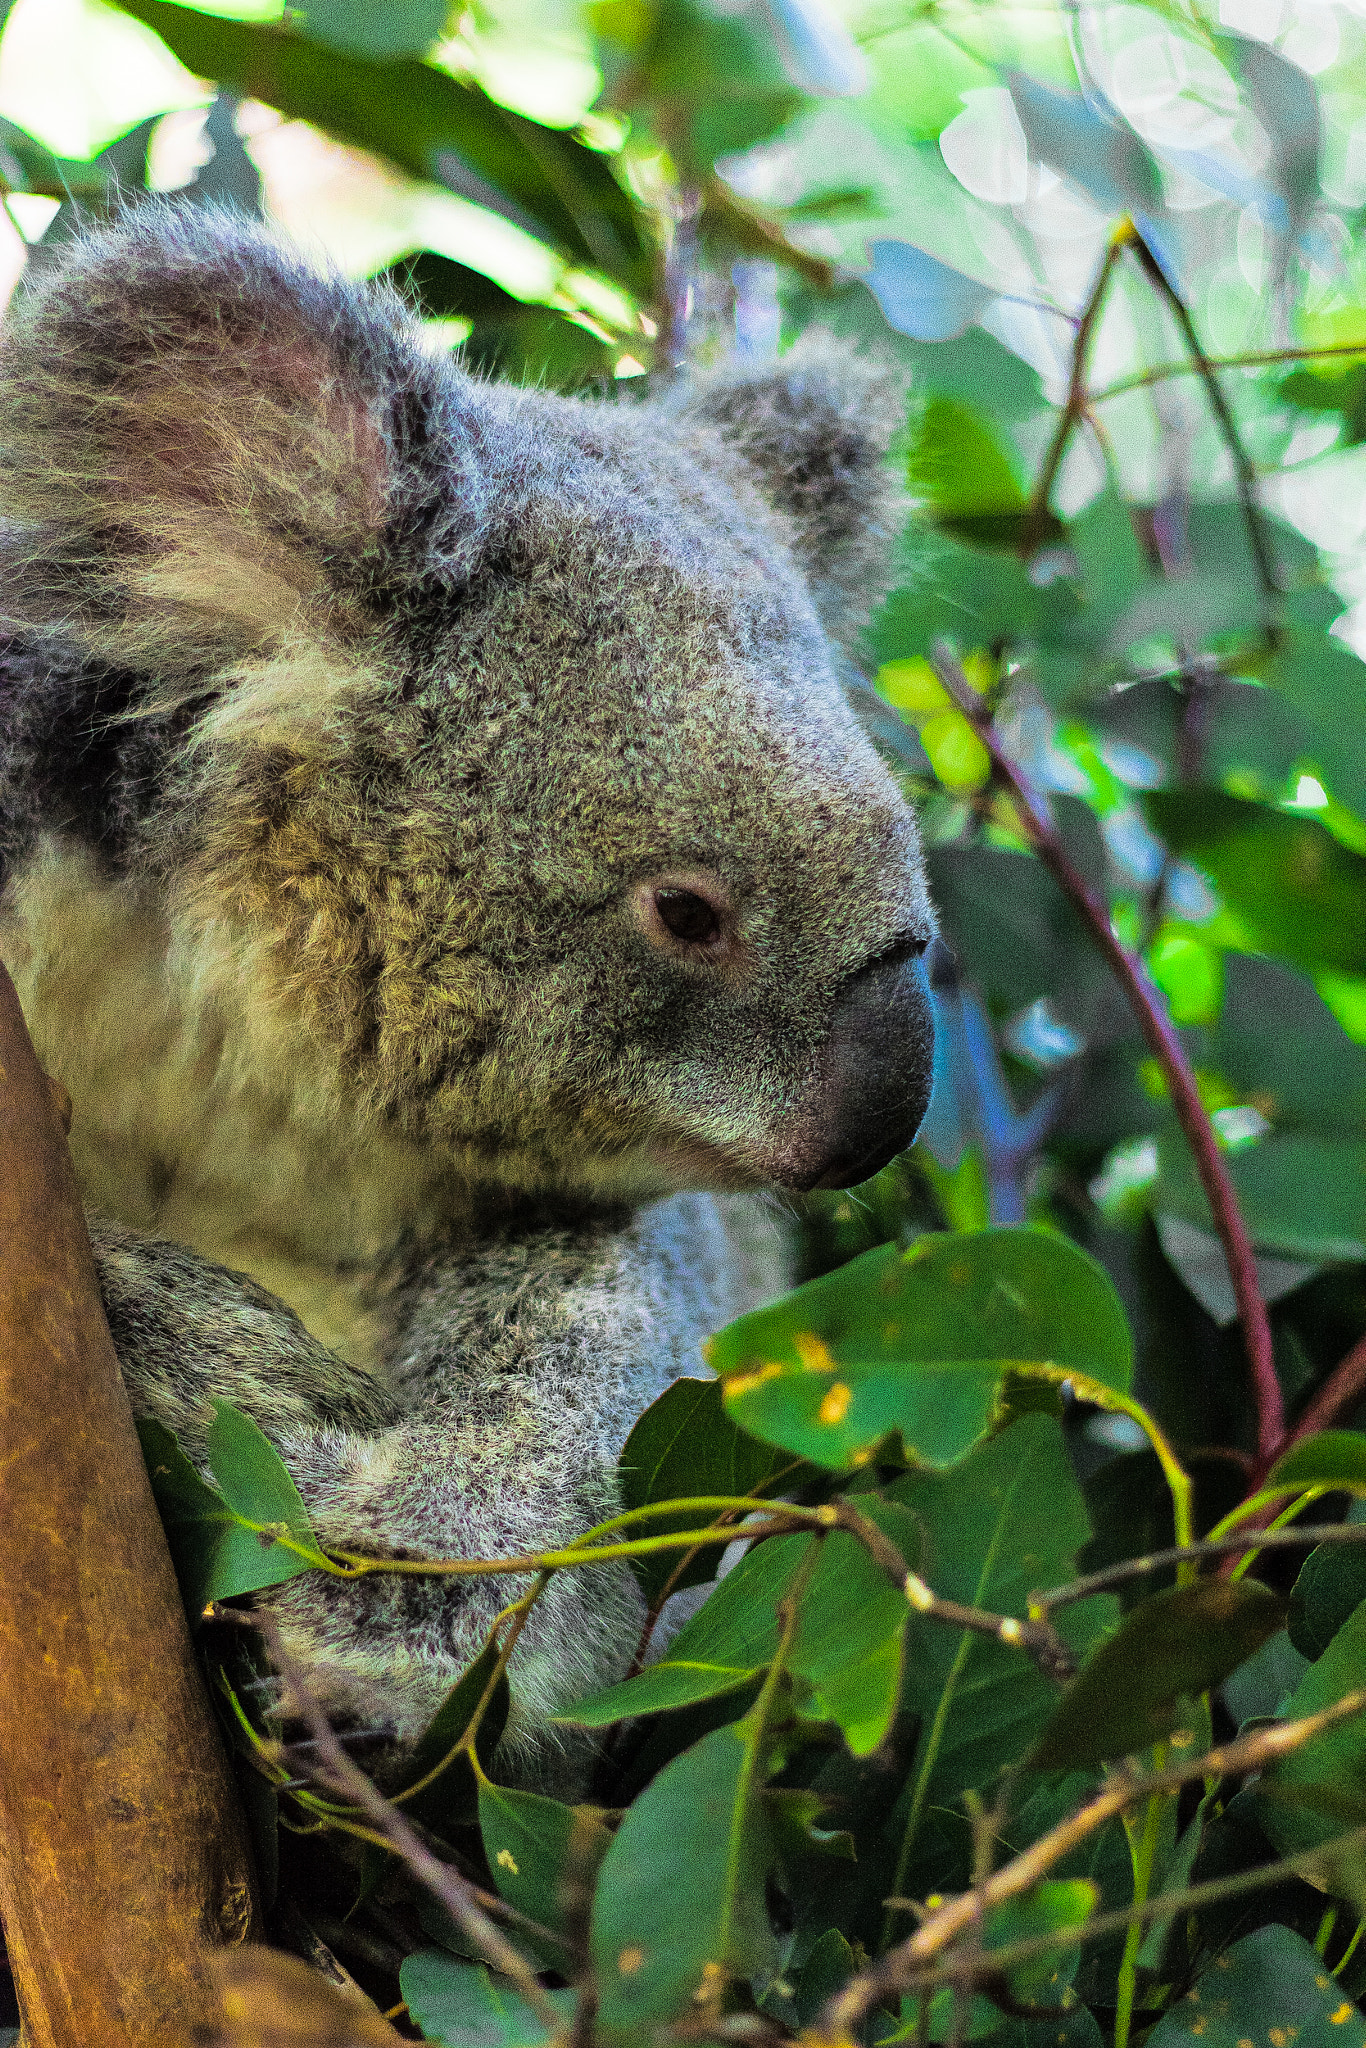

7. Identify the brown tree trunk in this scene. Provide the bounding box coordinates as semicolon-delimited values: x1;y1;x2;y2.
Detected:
0;962;259;2045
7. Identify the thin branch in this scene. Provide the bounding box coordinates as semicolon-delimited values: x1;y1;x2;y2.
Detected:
245;1613;566;2035
1089;336;1366;406
815;1693;1366;2041
1032;1517;1366;1615
1023;230;1126;553
1283;1330;1366;1451
886;1824;1366;1996
931;646;1284;1467
1126;229;1279;606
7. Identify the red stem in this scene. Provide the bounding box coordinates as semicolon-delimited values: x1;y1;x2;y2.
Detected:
1283;1331;1366;1453
933;651;1285;1470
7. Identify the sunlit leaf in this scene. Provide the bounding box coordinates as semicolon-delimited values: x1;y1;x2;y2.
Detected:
708;1230;1132;1473
1007;70;1162;219
865;239;995;342
478;1782;611;1967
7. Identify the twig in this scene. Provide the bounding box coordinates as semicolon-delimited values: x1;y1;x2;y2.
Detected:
931;646;1284;1468
885;1824;1366;1996
1022;229;1126;553
1088;336;1366;406
245;1613;567;2035
1126;229;1279;606
1031;1517;1366;1614
813;1693;1366;2042
1283;1330;1366;1451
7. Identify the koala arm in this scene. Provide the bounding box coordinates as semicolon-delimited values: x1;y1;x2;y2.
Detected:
95;1196;788;1775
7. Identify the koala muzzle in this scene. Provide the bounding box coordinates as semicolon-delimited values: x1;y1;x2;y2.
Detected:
781;949;935;1193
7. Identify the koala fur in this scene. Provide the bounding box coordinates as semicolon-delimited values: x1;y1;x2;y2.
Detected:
0;205;935;1776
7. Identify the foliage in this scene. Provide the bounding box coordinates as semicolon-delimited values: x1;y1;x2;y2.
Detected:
12;0;1366;2032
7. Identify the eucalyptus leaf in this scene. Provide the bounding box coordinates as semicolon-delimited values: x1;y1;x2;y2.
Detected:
1146;1924;1366;2046
708;1230;1132;1473
1029;1581;1286;1771
138;1416;319;1618
865;239;995;343
400;1952;571;2047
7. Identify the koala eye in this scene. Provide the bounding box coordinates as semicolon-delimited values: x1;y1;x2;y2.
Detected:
654;887;722;946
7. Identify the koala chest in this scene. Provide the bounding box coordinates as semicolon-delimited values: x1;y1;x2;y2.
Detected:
0;839;465;1366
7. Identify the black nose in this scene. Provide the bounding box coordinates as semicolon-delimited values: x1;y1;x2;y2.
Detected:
798;951;935;1192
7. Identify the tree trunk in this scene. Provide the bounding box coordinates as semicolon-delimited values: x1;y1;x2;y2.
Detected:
0;962;259;2046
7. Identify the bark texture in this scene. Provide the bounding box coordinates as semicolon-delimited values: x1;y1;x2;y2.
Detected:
0;961;259;2046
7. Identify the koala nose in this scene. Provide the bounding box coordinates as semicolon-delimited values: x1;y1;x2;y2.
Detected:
799;950;935;1192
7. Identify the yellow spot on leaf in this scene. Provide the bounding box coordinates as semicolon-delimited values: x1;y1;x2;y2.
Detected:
495;1849;519;1875
617;1946;645;1976
1190;2024;1205;2038
950;1262;971;1285
818;1382;852;1425
850;1449;872;1467
794;1331;836;1373
693;1962;726;2004
882;1322;902;1342
1331;2005;1355;2025
1270;2030;1288;2046
1237;2038;1254;2047
726;1360;785;1398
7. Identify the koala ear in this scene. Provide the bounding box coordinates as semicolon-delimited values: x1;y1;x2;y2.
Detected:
0;204;480;690
668;342;908;645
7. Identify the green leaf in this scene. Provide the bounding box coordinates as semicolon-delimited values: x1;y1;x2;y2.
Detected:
1267;1432;1366;1494
1145;1924;1366;2047
1209;955;1366;1139
301;0;448;58
109;0;651;290
138;1416;318;1618
566;1500;918;1755
708;1230;1132;1473
925;842;1105;1016
390;1634;511;1838
1267;619;1366;818
793;1927;855;2026
205;1400;327;1561
400;1951;571;2046
617;1375;806;1604
1145;790;1366;976
478;1782;611;1967
1029;1581;1286;1771
1256;1596;1366;1863
1282;362;1366;449
590;1710;779;2041
1156;1131;1366;1263
981;1878;1097;2002
1290;1505;1366;1661
889;1416;1118;1855
912;397;1063;553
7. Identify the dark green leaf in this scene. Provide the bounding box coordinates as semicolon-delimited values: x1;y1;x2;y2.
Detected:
138;1416;317;1617
926;841;1104;1016
1157;1131;1366;1262
1290;1504;1366;1661
301;0;449;58
110;0;651;289
1145;790;1366;975
567;1500;918;1754
400;1951;571;2046
1281;362;1366;449
708;1230;1132;1473
478;1782;610;1966
205;1400;327;1559
1267;619;1366;817
1257;1596;1366;1862
590;1711;779;2041
1146;1925;1366;2046
1267;1432;1366;1494
793;1927;855;2027
617;1375;806;1604
889;1416;1117;1832
1209;955;1366;1138
1029;1581;1286;1771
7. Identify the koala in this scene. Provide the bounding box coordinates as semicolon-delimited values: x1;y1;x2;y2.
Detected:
0;205;935;1777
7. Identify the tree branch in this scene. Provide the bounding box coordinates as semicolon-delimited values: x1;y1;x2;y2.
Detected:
815;1692;1366;2041
246;1612;565;2034
931;647;1284;1468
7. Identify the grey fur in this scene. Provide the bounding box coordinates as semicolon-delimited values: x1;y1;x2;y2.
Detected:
0;205;933;1773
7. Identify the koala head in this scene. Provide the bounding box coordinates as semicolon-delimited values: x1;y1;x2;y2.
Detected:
0;206;934;1199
